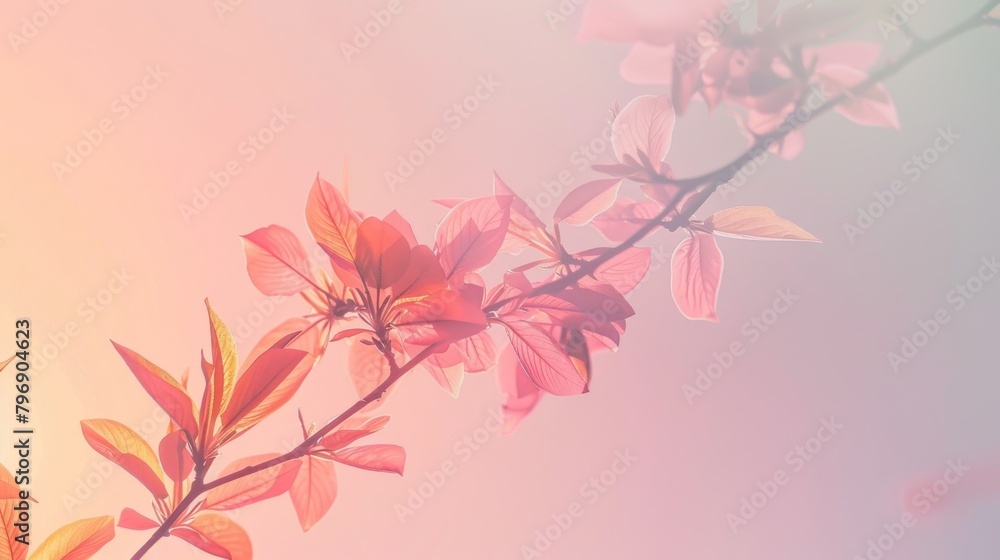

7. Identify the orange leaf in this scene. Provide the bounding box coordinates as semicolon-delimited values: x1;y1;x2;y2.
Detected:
226;319;322;437
27;516;114;560
1;465;29;560
202;454;301;511
111;342;199;439
289;456;338;532
705;207;820;242
306;174;361;285
201;301;238;436
0;356;14;374
172;514;251;560
80;420;167;500
220;346;308;432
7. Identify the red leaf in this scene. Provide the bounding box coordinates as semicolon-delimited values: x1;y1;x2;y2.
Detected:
289;456;338;532
502;320;588;396
111;341;199;439
553;179;625;226
118;508;158;531
497;345;542;435
390;245;447;301
613;95;676;174
158;430;193;484
383;210;419;248
241;225;318;296
671;231;724;322
221;346;308;431
203;454;302;511
435;196;512;280
395;285;488;347
333;444;405;475
172;514;251;560
81;419;168;500
354;217;412;290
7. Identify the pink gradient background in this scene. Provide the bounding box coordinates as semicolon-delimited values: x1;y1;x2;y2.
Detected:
2;1;1000;558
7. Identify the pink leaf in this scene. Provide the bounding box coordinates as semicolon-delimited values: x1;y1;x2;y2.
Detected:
333;444;406;475
671;231;724;322
816;65;899;129
456;330;498;373
578;247;653;295
591;198;662;243
497;345;542;435
289;456;338;532
420;345;466;397
613;95;676;174
619;43;675;85
502;320;588;396
348;338;391;404
435;196;512;280
554;179;625;226
241;226;318;296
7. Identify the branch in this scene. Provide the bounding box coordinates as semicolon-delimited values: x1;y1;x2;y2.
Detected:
129;346;435;560
131;4;997;558
488;3;994;312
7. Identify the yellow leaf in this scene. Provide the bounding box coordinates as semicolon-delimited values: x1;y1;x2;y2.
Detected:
80;420;167;500
706;206;820;242
28;516;114;560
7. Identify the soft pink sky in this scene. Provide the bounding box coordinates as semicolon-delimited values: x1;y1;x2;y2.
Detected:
2;1;1000;558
